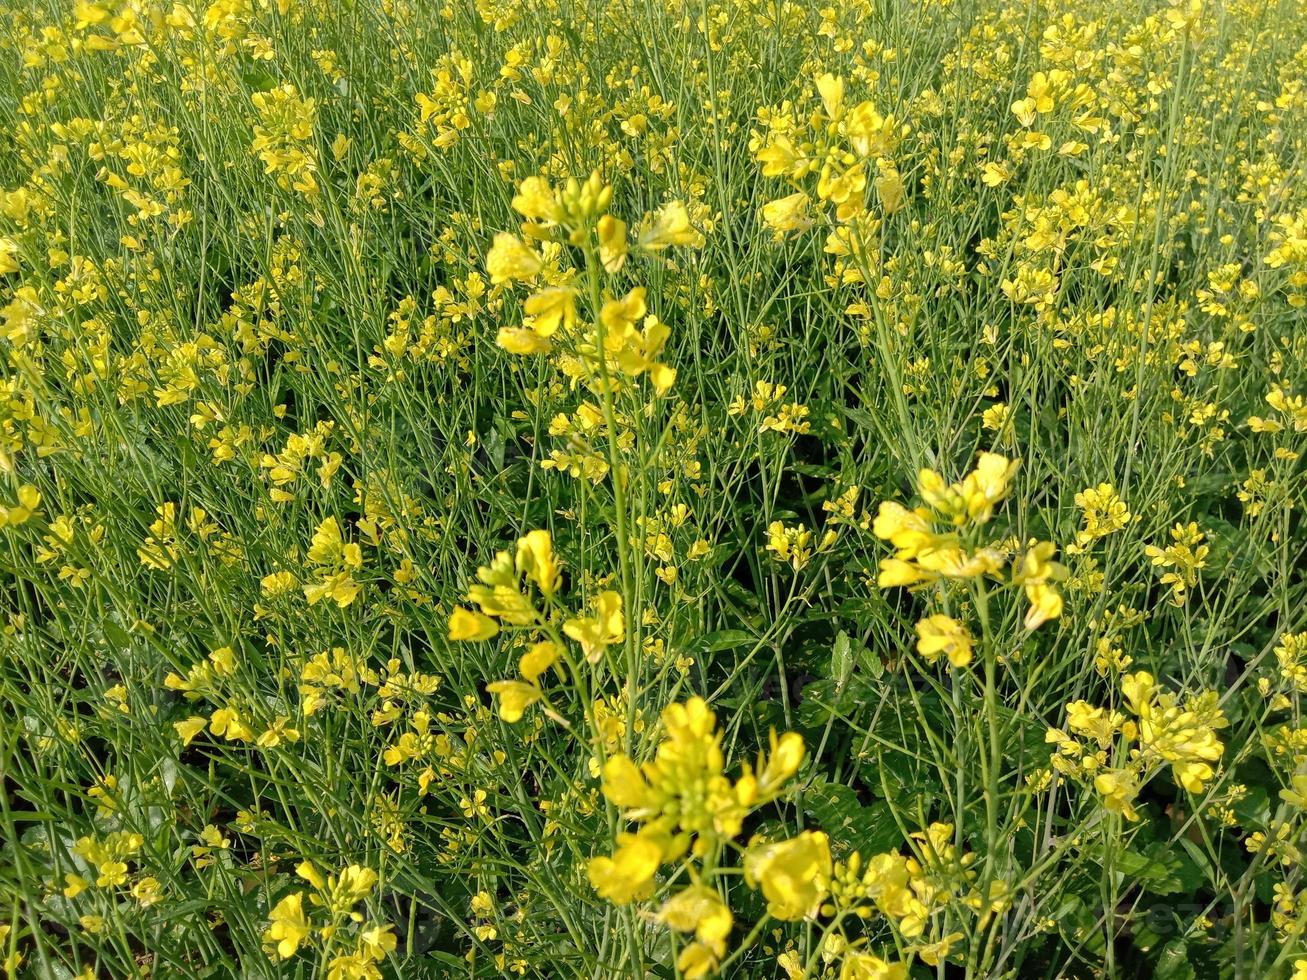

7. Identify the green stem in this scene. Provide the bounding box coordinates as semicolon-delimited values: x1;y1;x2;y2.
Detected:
583;245;641;751
581;234;646;978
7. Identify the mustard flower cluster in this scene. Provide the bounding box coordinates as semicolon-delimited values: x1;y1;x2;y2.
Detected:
447;529;624;723
263;863;395;979
873;452;1065;663
1047;671;1226;821
486;172;701;392
589;696;807;976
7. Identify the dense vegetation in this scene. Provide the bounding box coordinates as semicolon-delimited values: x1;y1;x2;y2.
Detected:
1;0;1306;976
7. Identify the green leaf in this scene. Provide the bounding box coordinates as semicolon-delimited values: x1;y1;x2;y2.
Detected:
683;629;755;657
240;68;278;92
831;630;853;679
1152;939;1195;980
1113;842;1201;897
804;779;902;854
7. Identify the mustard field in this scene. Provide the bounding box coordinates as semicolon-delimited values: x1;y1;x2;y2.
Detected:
1;0;1306;976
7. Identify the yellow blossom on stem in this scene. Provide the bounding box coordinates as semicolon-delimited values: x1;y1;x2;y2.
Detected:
447;606;499;641
264;892;310;960
485;232;542;284
587;830;664;904
563;590;624;663
744;831;832;921
914;615;974;668
658;885;733;977
485;679;542;723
